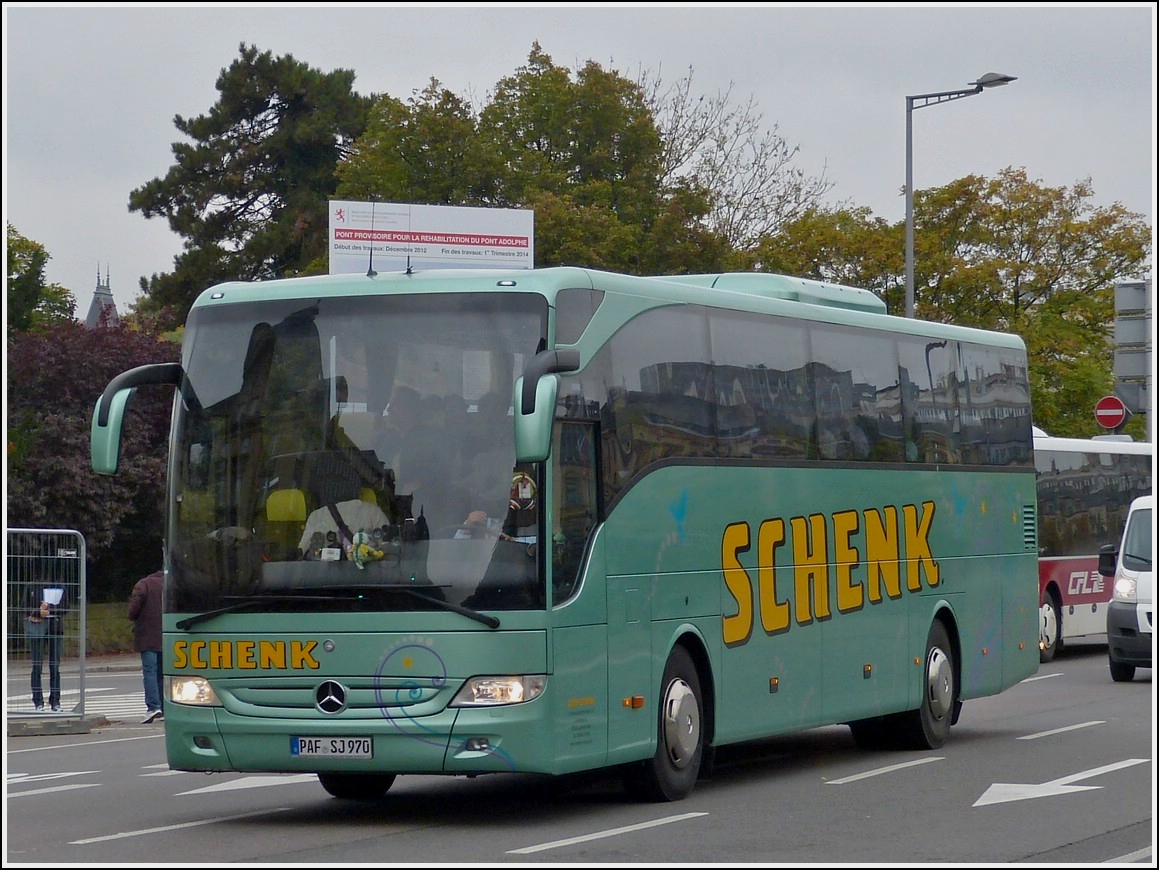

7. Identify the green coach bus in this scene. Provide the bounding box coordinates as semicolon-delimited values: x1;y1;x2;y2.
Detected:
91;267;1040;802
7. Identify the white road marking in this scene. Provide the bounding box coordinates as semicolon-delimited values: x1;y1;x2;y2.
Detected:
69;808;295;844
177;774;318;795
1020;672;1063;683
1018;720;1105;740
974;758;1151;807
825;756;944;784
8;784;101;798
509;812;709;854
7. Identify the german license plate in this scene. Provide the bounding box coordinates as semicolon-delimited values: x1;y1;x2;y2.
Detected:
291;736;372;758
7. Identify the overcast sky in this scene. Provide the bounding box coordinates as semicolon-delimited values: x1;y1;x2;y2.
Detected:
3;3;1155;316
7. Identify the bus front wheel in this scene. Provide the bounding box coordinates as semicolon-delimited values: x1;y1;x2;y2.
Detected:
623;645;703;802
318;772;396;800
897;620;956;750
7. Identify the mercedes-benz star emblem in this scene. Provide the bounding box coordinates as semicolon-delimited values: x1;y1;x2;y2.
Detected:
315;680;347;714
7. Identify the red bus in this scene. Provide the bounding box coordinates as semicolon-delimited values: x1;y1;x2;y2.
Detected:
1035;429;1152;661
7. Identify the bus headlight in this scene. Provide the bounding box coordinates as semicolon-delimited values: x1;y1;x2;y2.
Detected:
450;675;547;707
1112;576;1138;602
169;675;223;706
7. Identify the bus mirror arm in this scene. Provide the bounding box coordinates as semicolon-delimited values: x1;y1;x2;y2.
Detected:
520;349;580;415
96;363;189;427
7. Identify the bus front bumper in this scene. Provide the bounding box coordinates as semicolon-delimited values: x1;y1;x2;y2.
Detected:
163;700;555;776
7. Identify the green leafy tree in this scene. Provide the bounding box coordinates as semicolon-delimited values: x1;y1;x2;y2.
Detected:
338;80;502;207
338;43;751;274
7;223;76;331
129;43;374;324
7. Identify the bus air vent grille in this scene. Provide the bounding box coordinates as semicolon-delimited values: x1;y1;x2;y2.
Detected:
1022;504;1037;551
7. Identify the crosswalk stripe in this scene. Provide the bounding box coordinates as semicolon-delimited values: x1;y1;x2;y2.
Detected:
7;690;150;722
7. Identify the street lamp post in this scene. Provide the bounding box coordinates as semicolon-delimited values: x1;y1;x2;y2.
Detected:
905;72;1016;318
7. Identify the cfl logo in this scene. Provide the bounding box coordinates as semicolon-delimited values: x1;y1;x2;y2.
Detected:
1067;571;1105;596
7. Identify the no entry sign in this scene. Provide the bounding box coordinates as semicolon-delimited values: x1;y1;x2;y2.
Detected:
1094;395;1129;429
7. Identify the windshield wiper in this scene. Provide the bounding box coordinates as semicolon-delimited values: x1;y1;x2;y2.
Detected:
1123;551;1152;568
176;595;344;630
399;587;500;628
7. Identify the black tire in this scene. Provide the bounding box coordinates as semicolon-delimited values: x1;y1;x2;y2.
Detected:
622;646;704;802
1039;592;1061;663
1108;655;1136;683
317;772;396;800
895;620;956;750
848;716;895;750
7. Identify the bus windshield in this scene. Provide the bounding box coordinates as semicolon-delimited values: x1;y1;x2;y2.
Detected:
168;291;548;616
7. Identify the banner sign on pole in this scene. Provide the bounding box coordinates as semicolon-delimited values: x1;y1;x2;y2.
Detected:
328;201;534;275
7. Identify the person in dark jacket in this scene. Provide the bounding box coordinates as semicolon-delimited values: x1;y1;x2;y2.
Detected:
128;569;165;724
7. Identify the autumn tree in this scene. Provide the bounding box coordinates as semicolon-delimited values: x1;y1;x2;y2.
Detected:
755;169;1152;437
746;206;905;312
128;43;374;324
915;169;1150;436
7;223;76;331
913;169;1150;326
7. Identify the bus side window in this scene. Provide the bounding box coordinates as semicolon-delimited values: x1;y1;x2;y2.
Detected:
552;419;599;604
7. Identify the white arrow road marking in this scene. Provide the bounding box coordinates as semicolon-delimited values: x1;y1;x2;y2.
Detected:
974;758;1150;807
177;774;318;795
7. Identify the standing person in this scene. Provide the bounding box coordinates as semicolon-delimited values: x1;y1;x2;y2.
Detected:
25;582;66;712
128;569;165;724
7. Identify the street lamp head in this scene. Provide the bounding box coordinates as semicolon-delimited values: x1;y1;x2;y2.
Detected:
970;72;1018;89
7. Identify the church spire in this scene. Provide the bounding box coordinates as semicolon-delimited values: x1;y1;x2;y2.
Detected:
85;261;120;328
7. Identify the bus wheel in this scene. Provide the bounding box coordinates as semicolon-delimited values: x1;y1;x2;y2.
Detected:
623;646;703;802
897;620;955;750
1039;592;1061;663
848;716;894;750
317;773;396;800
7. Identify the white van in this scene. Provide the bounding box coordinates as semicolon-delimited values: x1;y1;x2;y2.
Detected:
1099;494;1153;682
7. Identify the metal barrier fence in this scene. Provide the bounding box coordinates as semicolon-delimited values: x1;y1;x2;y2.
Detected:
6;528;87;717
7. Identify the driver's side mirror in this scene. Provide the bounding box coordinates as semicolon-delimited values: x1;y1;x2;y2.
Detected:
514;349;580;462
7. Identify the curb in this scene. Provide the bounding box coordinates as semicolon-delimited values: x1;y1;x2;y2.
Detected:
7;715;110;737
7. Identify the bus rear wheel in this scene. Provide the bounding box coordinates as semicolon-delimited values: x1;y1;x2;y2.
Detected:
896;620;956;750
317;772;396;800
623;645;703;802
1039;591;1061;663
